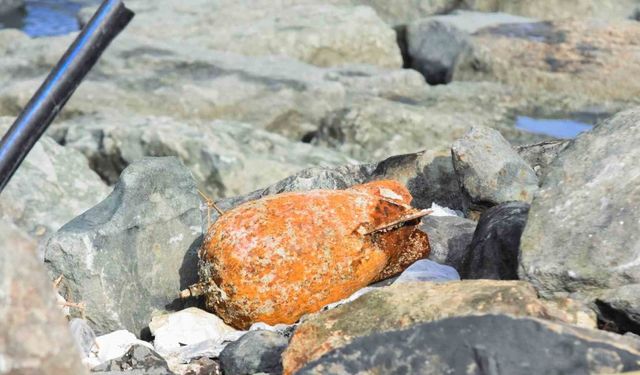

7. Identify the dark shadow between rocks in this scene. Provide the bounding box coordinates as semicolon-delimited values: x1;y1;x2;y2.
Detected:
393;24;412;69
164;234;204;312
596;299;640;336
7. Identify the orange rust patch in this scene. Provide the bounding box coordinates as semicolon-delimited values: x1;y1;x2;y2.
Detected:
199;180;430;329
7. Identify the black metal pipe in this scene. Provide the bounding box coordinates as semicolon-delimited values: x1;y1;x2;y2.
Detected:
0;0;134;193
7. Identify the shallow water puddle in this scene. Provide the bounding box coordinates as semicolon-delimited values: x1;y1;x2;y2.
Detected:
515;116;593;138
0;0;98;37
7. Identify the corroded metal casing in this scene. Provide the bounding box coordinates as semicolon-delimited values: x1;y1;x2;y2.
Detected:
199;180;430;329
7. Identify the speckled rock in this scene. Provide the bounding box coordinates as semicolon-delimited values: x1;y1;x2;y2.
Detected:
43;157;202;335
519;109;640;298
297;315;640;375
452;126;539;210
198;180;430;329
0;220;88;374
282;280;594;374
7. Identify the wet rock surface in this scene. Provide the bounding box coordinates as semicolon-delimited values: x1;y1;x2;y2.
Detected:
43;157;202;336
297;315;640;375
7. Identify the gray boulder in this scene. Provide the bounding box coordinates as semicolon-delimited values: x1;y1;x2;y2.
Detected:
219;330;289;375
460;202;530;280
52;114;354;199
298;315;640;375
0;117;110;239
0;220;88;375
452;126;539;210
519;109;640;297
420;215;477;271
43;157;202;336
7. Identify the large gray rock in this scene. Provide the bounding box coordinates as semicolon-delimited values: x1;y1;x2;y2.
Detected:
420;215;477;271
452;126;539;210
51;114;354;199
43;157;202;336
0;220;88;374
461;202;530;280
519;108;640;298
0;117;110;239
219;330;288;375
297;315;640;375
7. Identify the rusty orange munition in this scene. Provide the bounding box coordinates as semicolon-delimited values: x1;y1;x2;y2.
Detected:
184;180;431;329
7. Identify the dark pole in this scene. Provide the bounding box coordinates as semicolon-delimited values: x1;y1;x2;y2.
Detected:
0;0;134;193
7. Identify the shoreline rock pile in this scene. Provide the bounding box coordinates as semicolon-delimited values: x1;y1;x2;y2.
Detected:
1;0;640;374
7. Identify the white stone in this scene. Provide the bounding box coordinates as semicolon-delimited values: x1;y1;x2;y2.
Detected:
150;307;239;356
86;330;153;368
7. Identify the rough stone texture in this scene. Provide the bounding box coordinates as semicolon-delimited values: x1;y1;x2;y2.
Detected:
420;215;476;271
0;220;88;374
297;315;640;375
282;280;592;374
92;345;174;375
515;139;570;179
460;202;530;280
519;109;640;298
149;308;239;356
86;330;155;368
454;19;640;105
0;0;22;14
0;117;110;239
200;181;430;329
452;126;539;210
51;114;354;199
43;157;202;336
219;330;288;375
